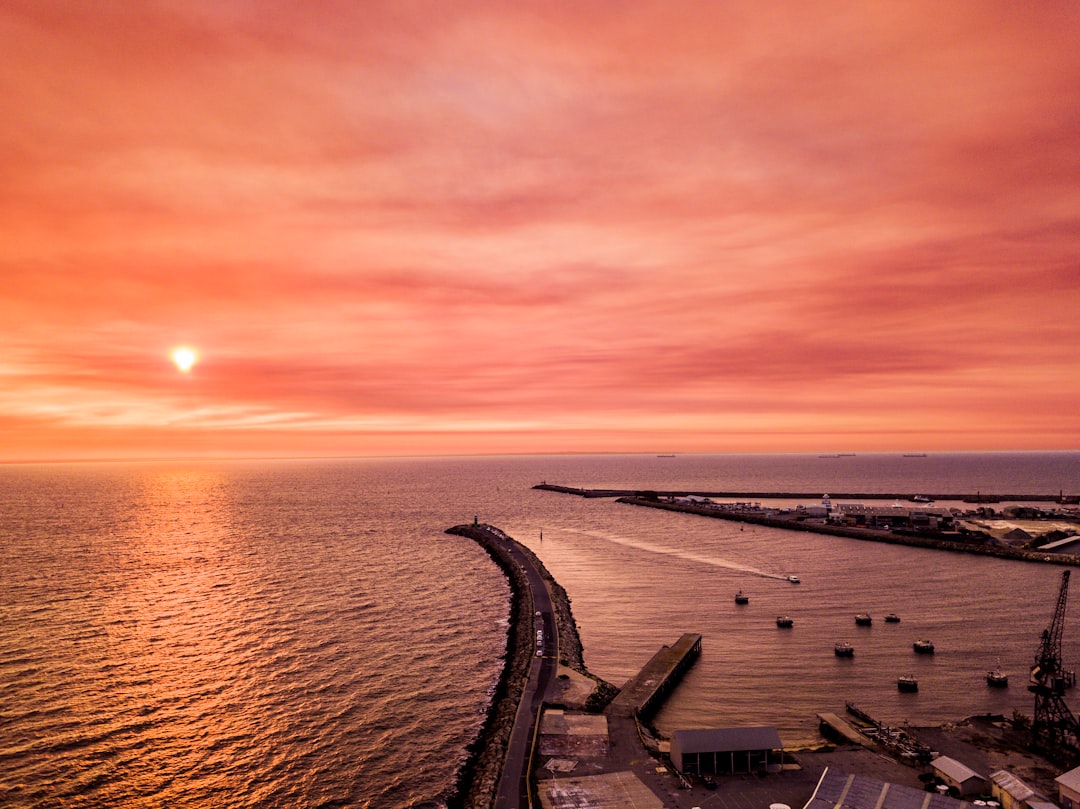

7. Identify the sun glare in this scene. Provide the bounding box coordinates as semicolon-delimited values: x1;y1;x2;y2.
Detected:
171;346;198;373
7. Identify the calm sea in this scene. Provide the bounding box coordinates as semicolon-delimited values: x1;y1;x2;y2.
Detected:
2;452;1078;807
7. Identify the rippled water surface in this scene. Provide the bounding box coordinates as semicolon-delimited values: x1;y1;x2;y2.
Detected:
2;452;1078;806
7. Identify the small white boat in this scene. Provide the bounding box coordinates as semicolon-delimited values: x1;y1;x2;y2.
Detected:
913;639;935;654
987;666;1008;687
787;575;800;584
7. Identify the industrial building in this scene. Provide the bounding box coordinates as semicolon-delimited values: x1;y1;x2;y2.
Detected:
931;755;988;797
669;726;783;775
805;768;970;809
834;503;954;532
991;769;1058;809
1056;765;1080;809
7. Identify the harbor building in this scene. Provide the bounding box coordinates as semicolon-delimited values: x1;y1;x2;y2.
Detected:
669;726;783;775
1055;765;1080;809
834;503;954;532
805;769;970;809
991;769;1058;809
931;755;988;797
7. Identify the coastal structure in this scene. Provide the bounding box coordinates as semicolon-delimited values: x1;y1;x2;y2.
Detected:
805;769;970;809
606;633;701;719
834;503;954;532
448;519;1074;809
536;485;1080;567
991;769;1056;809
669;727;784;775
1056;765;1080;809
931;755;988;797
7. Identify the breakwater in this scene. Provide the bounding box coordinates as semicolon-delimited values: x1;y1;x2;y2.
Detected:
445;523;607;809
612;495;1080;567
533;483;1071;503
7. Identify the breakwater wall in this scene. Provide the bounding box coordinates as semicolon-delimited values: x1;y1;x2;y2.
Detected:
533;483;1073;503
444;524;533;809
615;496;1080;567
444;523;605;809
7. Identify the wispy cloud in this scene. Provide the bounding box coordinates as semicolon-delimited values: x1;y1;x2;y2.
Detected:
2;1;1078;459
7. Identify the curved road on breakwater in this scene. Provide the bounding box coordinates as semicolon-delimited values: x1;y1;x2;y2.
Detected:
492;531;556;809
447;524;558;809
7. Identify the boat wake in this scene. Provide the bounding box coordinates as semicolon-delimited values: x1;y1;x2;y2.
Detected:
548;526;786;581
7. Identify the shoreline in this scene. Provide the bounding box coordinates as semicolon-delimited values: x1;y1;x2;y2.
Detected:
446;521;1066;808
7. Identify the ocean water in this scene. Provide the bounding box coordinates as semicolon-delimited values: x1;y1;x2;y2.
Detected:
1;452;1078;807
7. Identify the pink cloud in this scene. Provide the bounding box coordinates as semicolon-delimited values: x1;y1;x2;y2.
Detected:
2;1;1079;459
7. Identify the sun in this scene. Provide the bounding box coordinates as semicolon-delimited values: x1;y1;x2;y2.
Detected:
171;346;198;373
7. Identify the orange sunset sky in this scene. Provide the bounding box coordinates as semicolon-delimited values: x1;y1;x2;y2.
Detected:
3;2;1079;462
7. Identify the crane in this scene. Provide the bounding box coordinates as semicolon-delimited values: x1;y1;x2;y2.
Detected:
1029;569;1080;762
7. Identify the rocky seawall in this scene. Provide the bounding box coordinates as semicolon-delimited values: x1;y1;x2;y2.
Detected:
444;524;614;809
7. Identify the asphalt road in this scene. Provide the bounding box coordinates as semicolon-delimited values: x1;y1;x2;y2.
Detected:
491;532;557;809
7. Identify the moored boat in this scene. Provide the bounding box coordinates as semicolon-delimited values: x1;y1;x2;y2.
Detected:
987;667;1008;687
855;612;872;626
898;674;919;692
913;639;935;654
776;615;794;628
834;641;854;657
884;613;901;623
735;590;749;604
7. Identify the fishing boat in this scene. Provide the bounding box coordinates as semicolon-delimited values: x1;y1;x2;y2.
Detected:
987;666;1008;688
897;674;919;692
834;641;854;657
776;615;794;628
913;639;935;654
735;590;749;604
855;612;872;626
884;613;901;623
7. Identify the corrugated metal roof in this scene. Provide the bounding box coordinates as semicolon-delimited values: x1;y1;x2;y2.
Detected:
990;769;1038;801
805;768;970;809
672;726;782;753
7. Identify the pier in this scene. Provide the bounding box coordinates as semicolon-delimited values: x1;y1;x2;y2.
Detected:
606;633;702;719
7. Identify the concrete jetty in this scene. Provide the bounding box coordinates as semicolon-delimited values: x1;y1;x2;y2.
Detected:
606;633;702;719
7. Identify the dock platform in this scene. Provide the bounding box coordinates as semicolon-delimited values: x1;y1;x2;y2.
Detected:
606;633;702;719
817;712;870;747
